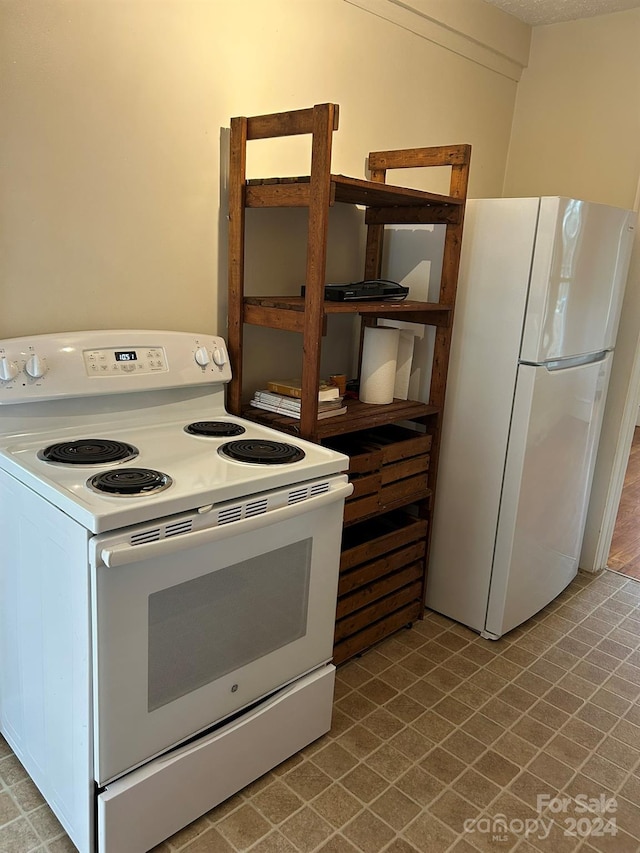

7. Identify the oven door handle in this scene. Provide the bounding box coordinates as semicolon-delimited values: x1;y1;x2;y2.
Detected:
97;480;353;568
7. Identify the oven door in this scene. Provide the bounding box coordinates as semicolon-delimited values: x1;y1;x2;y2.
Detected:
89;475;351;786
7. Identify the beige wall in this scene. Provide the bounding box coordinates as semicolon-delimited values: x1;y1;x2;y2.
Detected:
504;10;640;572
0;0;519;345
504;10;640;207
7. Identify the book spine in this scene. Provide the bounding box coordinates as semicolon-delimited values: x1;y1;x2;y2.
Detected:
249;401;301;419
253;393;301;411
266;381;302;399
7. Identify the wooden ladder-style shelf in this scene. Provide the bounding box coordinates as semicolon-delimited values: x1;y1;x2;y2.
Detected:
227;103;470;663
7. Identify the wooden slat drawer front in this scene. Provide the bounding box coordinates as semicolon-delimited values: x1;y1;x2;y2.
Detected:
326;425;431;519
348;472;381;500
338;539;426;596
340;511;428;571
343;495;380;525
336;562;424;620
380;454;429;486
379;473;429;509
334;581;423;643
365;425;432;465
347;448;383;476
333;601;424;665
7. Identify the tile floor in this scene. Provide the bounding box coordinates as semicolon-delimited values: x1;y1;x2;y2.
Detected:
3;569;640;852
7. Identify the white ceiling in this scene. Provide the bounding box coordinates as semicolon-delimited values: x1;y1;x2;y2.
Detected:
483;0;640;25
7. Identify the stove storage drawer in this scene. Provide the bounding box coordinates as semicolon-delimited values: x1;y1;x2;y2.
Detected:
98;666;335;853
325;426;432;525
334;511;428;664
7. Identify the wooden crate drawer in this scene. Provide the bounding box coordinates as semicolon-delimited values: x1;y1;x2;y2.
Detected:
381;454;429;485
349;472;381;500
333;600;423;665
364;424;432;464
343;494;380;525
326;426;432;523
334;581;423;643
340;511;428;572
338;538;426;596
337;561;423;619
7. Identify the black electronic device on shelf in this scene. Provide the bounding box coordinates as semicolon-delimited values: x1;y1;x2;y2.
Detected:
300;279;409;302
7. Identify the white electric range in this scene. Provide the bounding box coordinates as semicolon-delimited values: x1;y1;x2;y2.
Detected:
0;330;351;853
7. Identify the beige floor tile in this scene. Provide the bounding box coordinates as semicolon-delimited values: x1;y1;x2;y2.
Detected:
0;818;40;853
545;734;590;770
248;831;299;853
0;792;20;826
384;694;428;724
430;788;480;833
402;811;458;852
251;781;304;824
419;746;467;784
473;750;521;787
180;827;235;852
454;767;501;809
369;786;421;830
595;735;640;771
581;753;628;790
336;723;383;759
506;770;553;811
363;743;413;782
315;836;360;853
559;718;604;751
460;713;505;747
342;808;395;852
361;707;406;740
311;784;362;827
28;802;65;842
492;731;537;767
279;806;333;853
311;743;359;780
442;730;487;764
357;677;398;706
340;764;388;803
387;724;433;760
282;761;333;800
392;764;442;806
431;696;474;725
216;803;272;849
526;752;574;790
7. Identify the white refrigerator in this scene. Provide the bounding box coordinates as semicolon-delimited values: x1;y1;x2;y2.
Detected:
426;197;636;639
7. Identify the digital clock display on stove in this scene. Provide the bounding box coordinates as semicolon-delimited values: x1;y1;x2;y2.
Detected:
114;351;138;362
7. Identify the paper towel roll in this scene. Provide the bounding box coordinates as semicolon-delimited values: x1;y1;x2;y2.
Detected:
360;326;400;404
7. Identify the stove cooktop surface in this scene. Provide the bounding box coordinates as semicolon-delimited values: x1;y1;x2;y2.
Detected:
0;413;347;533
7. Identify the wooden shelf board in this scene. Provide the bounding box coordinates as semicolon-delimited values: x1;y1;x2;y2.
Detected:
245;174;463;211
242;398;440;440
243;297;452;330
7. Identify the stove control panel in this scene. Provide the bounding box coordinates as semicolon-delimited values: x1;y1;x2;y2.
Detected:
83;346;168;376
0;330;233;403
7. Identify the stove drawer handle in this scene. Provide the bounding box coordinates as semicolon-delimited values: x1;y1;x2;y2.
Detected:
98;480;353;569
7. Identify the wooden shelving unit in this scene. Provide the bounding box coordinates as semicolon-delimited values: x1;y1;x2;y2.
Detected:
227;103;470;664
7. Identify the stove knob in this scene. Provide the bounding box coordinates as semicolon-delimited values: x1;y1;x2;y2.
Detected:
194;346;211;368
0;357;18;381
24;354;46;379
212;347;226;367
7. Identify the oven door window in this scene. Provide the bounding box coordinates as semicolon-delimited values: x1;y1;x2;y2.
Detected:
148;539;311;711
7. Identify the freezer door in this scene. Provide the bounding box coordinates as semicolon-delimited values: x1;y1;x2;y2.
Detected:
521;198;635;362
485;355;611;637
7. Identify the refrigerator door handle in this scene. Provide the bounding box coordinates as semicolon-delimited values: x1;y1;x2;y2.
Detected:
520;350;610;372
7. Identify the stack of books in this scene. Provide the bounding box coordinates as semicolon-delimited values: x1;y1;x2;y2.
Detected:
250;379;347;420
